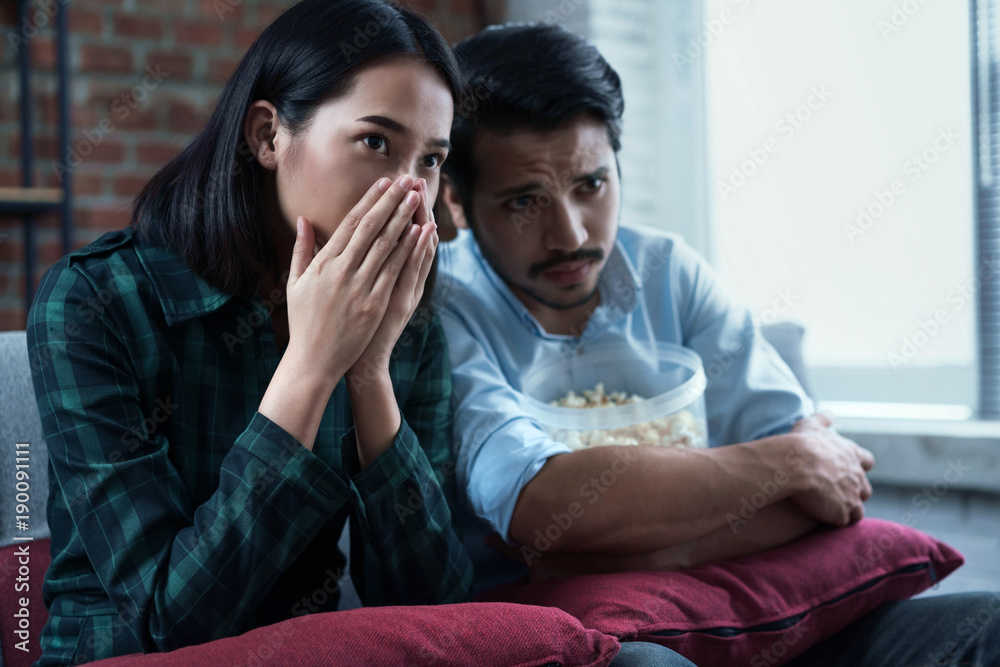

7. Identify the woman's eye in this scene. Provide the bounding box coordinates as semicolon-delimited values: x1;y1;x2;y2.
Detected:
580;177;605;193
422;153;445;169
506;195;532;212
363;135;389;154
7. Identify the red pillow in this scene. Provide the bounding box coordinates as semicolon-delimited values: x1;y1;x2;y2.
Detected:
475;519;964;666
0;538;51;667
87;602;620;667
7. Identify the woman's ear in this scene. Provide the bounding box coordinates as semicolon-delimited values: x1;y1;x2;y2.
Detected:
442;175;469;231
244;100;280;171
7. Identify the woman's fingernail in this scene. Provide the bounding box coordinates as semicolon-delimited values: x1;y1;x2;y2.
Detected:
399;175;415;190
405;191;420;206
376;177;391;192
296;217;304;235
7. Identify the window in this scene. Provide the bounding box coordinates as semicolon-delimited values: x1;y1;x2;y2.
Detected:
704;0;975;415
507;0;981;418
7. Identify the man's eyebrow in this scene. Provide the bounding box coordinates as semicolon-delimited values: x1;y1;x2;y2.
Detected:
495;182;545;199
494;166;611;199
356;115;451;150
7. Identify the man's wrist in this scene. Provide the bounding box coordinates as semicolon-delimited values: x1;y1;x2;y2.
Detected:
761;432;813;495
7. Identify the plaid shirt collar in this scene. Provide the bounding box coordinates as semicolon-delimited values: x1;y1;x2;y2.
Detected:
74;227;236;326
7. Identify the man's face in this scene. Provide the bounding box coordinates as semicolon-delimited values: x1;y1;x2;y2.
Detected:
465;116;620;319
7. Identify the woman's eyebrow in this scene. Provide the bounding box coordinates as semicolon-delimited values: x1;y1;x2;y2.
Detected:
356;115;451;150
357;114;406;133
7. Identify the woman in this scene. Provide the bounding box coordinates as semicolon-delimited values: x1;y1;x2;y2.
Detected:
27;1;472;663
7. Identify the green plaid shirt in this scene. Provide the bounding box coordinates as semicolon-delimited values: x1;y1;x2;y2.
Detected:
27;228;472;665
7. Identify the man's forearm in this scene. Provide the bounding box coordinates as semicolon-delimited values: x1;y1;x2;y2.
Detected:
521;499;819;581
666;498;819;568
509;435;811;553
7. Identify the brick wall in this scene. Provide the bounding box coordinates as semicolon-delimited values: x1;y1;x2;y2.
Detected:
0;0;505;331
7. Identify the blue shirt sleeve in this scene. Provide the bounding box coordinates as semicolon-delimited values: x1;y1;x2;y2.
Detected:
668;236;815;446
439;296;572;540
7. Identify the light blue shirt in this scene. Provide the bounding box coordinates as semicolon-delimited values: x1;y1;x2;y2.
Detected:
435;224;814;540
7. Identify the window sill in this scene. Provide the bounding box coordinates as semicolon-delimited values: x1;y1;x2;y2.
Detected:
835;418;1000;494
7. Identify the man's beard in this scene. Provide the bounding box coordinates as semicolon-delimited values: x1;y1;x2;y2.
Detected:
478;241;604;311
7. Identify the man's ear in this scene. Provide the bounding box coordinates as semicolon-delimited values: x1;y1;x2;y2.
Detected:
244;100;280;171
442;175;469;230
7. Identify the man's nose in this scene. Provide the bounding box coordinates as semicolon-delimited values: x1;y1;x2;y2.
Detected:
543;199;588;252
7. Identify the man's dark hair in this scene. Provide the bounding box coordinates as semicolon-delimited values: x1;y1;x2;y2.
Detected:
443;23;624;221
132;0;464;297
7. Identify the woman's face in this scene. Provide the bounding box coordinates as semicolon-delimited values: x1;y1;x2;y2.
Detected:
270;58;454;243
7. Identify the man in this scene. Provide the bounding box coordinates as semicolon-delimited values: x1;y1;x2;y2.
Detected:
434;22;998;667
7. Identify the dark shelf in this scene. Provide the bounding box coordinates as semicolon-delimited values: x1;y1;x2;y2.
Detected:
7;0;73;316
0;187;63;216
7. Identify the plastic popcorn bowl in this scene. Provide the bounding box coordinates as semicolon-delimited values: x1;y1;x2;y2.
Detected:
520;340;708;450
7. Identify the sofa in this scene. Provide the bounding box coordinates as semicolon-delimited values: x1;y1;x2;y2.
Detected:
0;329;962;667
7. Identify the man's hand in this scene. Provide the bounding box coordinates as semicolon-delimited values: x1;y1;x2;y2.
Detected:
789;412;874;526
509;413;873;555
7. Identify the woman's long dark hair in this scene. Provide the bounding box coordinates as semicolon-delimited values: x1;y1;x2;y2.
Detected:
132;0;464;298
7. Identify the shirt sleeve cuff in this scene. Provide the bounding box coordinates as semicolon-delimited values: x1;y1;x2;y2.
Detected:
236;411;350;510
340;416;424;506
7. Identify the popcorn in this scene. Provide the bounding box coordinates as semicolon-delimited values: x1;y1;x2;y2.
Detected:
547;382;707;450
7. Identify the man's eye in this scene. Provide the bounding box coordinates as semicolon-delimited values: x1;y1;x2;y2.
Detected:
506;195;532;211
363;135;389;154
